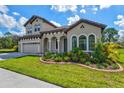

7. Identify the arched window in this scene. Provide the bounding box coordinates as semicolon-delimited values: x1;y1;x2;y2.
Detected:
72;36;77;49
89;34;95;50
79;35;87;50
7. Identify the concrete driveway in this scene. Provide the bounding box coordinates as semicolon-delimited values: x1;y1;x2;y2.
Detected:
0;53;61;88
0;52;28;60
0;68;61;88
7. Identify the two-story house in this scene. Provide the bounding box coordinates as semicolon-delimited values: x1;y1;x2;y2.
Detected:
18;15;107;54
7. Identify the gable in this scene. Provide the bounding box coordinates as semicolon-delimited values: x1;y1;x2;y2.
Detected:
64;19;107;32
24;15;57;28
66;22;103;41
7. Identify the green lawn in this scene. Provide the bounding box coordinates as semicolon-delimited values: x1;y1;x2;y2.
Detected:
118;49;124;63
0;49;16;53
0;49;123;88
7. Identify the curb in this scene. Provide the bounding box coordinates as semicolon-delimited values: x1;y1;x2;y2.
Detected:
40;57;123;72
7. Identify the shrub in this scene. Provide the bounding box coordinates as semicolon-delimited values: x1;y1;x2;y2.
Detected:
96;64;104;69
104;42;119;62
72;56;78;62
42;56;47;61
44;51;53;59
102;63;109;68
92;42;107;64
112;64;119;69
85;61;91;66
69;48;85;63
63;56;70;62
106;59;113;65
13;45;18;52
54;56;63;62
84;53;91;61
66;51;73;57
79;57;86;64
72;47;81;53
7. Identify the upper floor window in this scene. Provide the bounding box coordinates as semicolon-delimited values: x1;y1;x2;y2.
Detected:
34;24;41;32
26;26;32;34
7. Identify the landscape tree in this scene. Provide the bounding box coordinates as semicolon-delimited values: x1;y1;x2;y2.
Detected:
102;28;118;42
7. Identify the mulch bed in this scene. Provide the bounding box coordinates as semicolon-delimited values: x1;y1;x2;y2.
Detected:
40;57;123;72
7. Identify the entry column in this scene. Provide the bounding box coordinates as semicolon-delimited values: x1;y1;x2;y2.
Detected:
57;38;60;53
48;39;51;52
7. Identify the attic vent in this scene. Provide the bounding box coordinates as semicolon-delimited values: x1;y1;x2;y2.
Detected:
80;25;84;28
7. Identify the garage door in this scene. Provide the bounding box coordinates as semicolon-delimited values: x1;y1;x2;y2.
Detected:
23;43;40;53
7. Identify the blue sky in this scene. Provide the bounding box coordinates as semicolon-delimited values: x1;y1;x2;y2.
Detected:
0;5;124;39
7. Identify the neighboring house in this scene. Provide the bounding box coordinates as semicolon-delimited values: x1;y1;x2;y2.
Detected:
18;15;107;54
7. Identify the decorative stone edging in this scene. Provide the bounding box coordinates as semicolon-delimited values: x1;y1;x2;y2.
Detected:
40;57;123;72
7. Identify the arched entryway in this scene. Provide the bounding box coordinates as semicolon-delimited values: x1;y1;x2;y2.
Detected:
44;38;49;52
51;37;58;53
60;36;67;53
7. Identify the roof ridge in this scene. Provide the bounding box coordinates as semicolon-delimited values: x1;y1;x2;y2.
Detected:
24;15;58;28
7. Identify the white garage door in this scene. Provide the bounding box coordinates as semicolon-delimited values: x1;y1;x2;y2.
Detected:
23;43;40;53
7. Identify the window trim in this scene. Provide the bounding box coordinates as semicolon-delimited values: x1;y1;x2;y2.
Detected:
79;35;87;50
34;23;41;32
71;35;77;49
26;25;32;34
88;34;96;51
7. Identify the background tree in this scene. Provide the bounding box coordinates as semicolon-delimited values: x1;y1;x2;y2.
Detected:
102;28;118;42
0;32;19;49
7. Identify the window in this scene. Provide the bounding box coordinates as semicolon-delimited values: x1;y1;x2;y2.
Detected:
26;26;32;34
79;35;87;50
34;24;41;32
89;34;95;51
72;36;77;49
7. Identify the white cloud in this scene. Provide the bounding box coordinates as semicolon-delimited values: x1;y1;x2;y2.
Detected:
118;30;124;42
81;5;85;8
118;30;124;37
50;21;61;27
12;12;20;16
18;16;28;26
0;31;4;37
0;5;9;14
114;14;124;41
0;5;27;36
0;12;27;36
80;9;86;14
117;15;124;20
99;5;111;10
51;5;77;12
92;7;98;14
0;14;17;29
67;15;80;25
114;15;124;28
8;16;28;36
17;16;28;35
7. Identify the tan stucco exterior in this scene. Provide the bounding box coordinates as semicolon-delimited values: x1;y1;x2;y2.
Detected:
67;22;102;51
19;16;106;54
25;18;56;35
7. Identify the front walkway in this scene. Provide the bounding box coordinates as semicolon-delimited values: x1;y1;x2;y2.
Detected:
0;68;61;88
